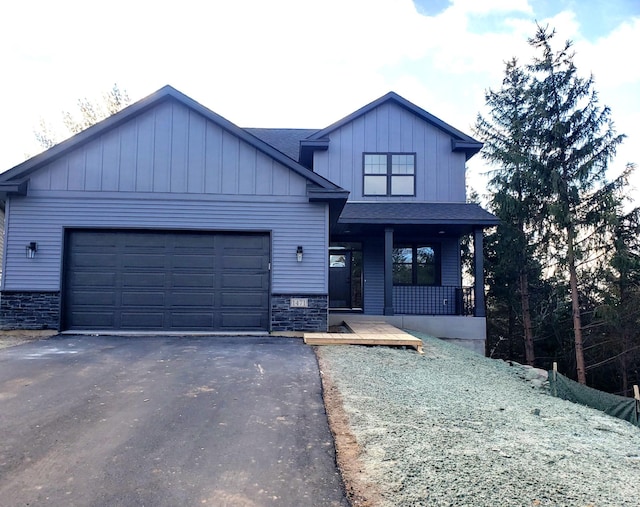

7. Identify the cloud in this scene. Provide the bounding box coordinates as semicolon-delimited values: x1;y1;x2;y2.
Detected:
0;0;638;202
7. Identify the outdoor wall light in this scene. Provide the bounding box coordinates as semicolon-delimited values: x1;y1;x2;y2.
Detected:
26;242;37;259
296;246;303;262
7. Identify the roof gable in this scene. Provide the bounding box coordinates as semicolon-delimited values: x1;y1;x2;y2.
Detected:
0;86;341;193
305;91;482;161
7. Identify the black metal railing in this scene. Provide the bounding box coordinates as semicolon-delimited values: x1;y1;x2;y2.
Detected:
393;286;475;316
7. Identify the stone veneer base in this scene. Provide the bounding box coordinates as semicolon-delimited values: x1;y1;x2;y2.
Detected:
0;291;330;333
271;294;328;332
0;291;61;330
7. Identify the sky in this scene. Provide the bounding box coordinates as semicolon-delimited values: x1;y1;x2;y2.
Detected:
1;0;639;202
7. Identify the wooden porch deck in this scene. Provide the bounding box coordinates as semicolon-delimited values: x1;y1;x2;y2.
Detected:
303;319;424;354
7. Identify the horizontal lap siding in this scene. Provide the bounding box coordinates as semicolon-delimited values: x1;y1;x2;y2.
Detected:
3;196;327;294
441;237;461;286
363;237;384;314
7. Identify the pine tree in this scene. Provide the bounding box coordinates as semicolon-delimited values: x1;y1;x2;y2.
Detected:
475;58;542;365
527;25;626;384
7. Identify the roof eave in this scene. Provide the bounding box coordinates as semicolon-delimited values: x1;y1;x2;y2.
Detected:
452;139;483;161
338;217;499;227
308;187;349;227
299;138;329;169
0;179;29;199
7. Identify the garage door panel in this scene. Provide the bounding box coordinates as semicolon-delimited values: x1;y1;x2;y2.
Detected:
70;312;116;328
168;292;216;307
122;292;165;307
120;312;165;328
171;313;214;328
71;232;118;248
221;293;267;308
122;273;166;288
174;234;215;249
123;254;166;268
220;312;266;329
172;273;215;288
74;253;118;268
172;255;215;269
64;230;270;331
69;291;117;306
222;255;265;269
71;272;117;287
221;274;268;289
122;234;166;248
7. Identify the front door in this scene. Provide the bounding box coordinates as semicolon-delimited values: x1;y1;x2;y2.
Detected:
329;252;351;308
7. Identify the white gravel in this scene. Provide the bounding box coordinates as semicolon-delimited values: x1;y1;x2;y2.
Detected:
318;332;640;507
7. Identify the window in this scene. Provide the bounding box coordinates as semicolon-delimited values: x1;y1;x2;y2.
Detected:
392;244;440;285
364;153;415;196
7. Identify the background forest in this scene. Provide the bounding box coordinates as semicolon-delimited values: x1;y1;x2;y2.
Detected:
476;25;639;395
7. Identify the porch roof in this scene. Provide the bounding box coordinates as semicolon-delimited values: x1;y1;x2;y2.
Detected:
338;202;499;227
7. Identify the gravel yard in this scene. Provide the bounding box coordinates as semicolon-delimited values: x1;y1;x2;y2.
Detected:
317;332;640;507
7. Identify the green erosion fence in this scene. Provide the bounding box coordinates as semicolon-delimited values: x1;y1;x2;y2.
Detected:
548;370;640;428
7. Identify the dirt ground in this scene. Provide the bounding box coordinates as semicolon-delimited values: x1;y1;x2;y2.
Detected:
317;352;381;507
0;330;57;349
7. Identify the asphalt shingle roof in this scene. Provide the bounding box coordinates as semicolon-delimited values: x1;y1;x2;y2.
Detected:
339;202;498;225
245;128;318;161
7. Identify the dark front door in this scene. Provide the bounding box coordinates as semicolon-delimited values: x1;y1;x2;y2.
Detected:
329;252;351;308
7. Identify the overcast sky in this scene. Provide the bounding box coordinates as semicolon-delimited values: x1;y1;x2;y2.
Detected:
1;0;638;201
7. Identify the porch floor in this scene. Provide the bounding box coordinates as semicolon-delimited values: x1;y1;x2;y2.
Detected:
303;319;424;354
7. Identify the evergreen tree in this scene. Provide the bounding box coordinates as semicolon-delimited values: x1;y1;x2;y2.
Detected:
475;58;542;365
589;195;640;394
527;25;627;384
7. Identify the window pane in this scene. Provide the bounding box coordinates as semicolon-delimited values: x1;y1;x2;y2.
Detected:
393;247;412;263
417;264;436;285
391;175;414;195
392;247;412;284
393;264;412;284
416;246;434;263
330;254;346;268
364;175;387;195
391;154;415;174
364;154;388;174
416;246;436;285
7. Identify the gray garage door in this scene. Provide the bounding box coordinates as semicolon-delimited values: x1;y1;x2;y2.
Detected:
63;230;270;331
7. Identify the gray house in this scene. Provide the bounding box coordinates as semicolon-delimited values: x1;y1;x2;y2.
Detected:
0;86;496;351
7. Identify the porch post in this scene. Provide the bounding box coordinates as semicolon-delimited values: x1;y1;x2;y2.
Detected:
473;227;486;317
384;227;394;315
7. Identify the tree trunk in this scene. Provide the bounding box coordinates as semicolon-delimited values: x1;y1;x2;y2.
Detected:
620;331;630;396
508;304;515;359
567;225;587;384
519;271;535;365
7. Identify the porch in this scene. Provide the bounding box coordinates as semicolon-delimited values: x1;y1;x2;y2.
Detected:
328;202;498;353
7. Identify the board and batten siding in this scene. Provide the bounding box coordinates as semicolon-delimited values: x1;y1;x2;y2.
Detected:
2;196;328;294
28;100;307;197
312;102;467;202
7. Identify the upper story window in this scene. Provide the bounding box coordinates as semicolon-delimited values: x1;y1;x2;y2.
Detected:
363;153;415;196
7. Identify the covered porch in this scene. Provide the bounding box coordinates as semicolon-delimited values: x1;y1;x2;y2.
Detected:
328;202;498;353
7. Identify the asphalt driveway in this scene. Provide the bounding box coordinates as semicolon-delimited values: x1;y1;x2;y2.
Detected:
0;335;348;506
